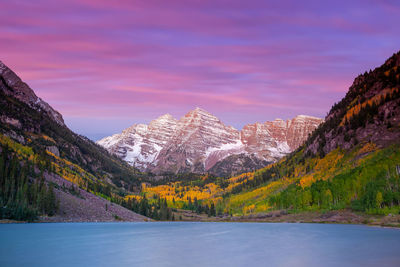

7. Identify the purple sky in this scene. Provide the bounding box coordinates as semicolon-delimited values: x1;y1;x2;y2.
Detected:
1;0;400;140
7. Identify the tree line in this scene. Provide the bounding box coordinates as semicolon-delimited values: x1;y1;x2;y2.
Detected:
121;195;174;220
181;196;217;217
0;145;58;221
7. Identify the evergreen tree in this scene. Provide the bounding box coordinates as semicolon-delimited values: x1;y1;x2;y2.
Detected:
139;195;149;216
210;203;216;217
188;196;193;210
46;184;57;216
38;185;47;214
376;191;383;208
204;204;209;215
0;153;5;189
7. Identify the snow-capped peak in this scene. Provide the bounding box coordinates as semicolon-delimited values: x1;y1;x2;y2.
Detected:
97;109;323;174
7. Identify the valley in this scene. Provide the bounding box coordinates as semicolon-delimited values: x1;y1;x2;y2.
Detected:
3;1;400;267
123;51;400;227
1;51;400;226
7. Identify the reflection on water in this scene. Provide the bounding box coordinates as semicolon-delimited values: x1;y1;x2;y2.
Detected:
1;222;400;267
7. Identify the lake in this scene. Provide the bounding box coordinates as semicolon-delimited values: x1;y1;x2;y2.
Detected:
1;222;400;266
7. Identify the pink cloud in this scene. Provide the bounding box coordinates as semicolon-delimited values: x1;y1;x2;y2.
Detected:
1;0;399;139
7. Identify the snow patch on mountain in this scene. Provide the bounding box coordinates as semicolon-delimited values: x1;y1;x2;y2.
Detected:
205;139;244;158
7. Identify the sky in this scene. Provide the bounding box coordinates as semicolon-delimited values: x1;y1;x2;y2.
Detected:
1;0;400;140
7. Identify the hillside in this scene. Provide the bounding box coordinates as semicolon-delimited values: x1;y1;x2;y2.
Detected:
0;60;146;191
0;60;158;222
140;51;400;225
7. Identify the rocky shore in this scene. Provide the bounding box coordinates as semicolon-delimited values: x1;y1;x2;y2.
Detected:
173;209;400;228
39;172;150;223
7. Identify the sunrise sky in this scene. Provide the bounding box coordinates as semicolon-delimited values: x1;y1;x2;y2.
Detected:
1;0;399;140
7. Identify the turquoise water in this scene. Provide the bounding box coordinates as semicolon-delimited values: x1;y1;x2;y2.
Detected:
1;222;400;267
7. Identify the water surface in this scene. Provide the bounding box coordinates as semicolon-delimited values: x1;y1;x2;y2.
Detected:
1;222;399;267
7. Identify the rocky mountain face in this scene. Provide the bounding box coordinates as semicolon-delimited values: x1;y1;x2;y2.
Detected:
0;61;64;126
98;108;323;175
304;51;400;157
99;114;178;170
211;115;324;177
208;153;271;178
0;60;143;190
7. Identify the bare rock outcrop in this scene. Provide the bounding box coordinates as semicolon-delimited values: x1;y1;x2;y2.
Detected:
0;61;65;126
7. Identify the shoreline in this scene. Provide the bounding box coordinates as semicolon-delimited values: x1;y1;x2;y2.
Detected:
2;210;399;228
172;209;400;228
1;220;399;229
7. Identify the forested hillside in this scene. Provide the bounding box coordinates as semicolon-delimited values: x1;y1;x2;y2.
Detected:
0;144;57;221
0;88;144;191
0;61;169;221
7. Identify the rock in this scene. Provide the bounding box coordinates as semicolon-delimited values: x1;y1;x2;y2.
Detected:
46;146;60;157
0;116;22;129
97;114;178;170
208;153;271;177
40;172;149;222
0;60;65;126
5;130;25;144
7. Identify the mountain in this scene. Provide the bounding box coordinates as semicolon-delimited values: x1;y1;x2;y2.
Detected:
238;115;323;165
98;108;323;176
0;60;152;221
0;61;64;126
152;108;241;174
305;53;400;156
207;153;271;178
0;60;144;189
98;114;178;170
138;50;400;226
230;50;400;217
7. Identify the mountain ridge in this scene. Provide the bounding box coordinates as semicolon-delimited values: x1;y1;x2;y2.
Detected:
0;60;153;222
97;109;323;175
0;60;65;126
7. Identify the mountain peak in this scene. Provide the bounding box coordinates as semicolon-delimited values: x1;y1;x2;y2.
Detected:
194;106;206;112
99;109;322;174
187;107;212;116
0;60;65;126
159;113;175;119
152;113;177;124
183;107;220;124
